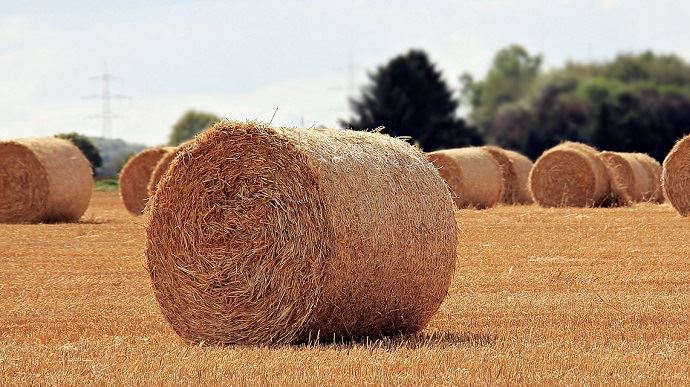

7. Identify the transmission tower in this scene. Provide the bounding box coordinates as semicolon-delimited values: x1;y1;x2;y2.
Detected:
89;62;127;138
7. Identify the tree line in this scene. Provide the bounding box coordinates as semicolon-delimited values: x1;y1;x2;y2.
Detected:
160;46;690;163
345;46;690;161
73;45;690;176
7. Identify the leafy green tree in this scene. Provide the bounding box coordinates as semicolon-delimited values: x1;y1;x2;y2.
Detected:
462;44;542;131
169;110;221;145
55;132;103;174
340;49;481;150
592;89;690;160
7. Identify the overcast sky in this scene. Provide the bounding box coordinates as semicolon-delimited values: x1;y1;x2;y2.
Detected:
0;0;686;145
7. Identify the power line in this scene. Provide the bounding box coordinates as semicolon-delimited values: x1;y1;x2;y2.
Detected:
88;62;128;138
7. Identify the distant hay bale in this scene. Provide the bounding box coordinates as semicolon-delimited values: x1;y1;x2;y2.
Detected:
147;142;192;196
0;137;93;223
482;146;534;204
529;142;610;207
663;135;690;215
633;153;664;203
119;147;173;215
146;121;457;345
600;151;654;205
427;147;504;209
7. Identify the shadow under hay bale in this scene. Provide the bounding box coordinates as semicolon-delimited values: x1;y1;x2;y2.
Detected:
529;142;610;208
119;147;173;215
0;137;93;224
146;121;458;346
663;134;690;215
301;330;498;349
427;147;504;209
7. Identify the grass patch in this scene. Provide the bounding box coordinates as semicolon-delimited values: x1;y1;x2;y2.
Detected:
94;179;118;192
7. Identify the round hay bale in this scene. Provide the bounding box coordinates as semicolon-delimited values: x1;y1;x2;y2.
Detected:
0;137;93;224
427;147;504;209
145;121;457;345
482;146;533;204
600;151;653;205
504;149;534;204
633;152;664;203
147;142;194;196
119;147;173;215
663;135;690;215
529;142;610;207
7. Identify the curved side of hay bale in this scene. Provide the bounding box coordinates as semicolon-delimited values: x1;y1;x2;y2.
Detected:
0;138;93;223
600;151;652;205
482;146;517;204
147;151;177;196
529;142;610;208
503;149;534;204
146;121;457;345
633;153;664;203
663;135;690;215
427;148;504;209
482;146;534;204
119;147;173;215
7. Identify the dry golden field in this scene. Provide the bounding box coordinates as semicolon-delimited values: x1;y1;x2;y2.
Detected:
2;191;690;385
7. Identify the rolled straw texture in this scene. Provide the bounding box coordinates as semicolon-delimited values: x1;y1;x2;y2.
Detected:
145;121;457;345
633;153;664;203
600;151;653;205
529;142;610;207
0;137;93;223
427;147;504;209
119;147;173;215
483;146;534;204
147;142;193;196
663;135;690;215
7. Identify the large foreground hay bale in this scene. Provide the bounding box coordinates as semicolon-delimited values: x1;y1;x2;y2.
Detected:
0;137;93;223
633;153;664;203
663;135;690;215
483;146;533;204
529;142;610;207
147;141;195;196
119;147;173;215
146;121;457;345
427;147;504;209
600;151;654;205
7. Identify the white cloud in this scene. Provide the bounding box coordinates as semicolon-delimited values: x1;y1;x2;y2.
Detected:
598;0;620;10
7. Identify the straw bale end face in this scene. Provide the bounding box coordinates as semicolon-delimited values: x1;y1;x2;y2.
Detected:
0;142;49;223
147;141;194;196
663;135;690;216
529;142;609;208
119;147;173;215
146;121;457;345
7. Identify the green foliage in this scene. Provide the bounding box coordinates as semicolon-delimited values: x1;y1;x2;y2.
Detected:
55;132;102;174
591;89;690;160
341;49;481;150
94;179;119;192
471;46;690;160
462;45;542;130
169;110;221;146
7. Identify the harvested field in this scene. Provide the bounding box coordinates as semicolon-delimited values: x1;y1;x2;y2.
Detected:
1;192;690;384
